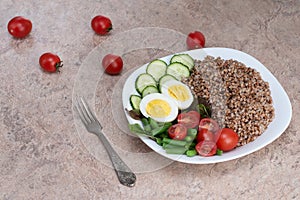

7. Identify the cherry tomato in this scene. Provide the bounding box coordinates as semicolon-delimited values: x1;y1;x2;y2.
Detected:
186;31;205;50
7;16;32;38
91;15;112;35
102;54;123;75
177;110;200;128
196;129;215;143
195;140;217;157
199;118;219;133
168;124;187;140
39;53;63;73
216;128;239;152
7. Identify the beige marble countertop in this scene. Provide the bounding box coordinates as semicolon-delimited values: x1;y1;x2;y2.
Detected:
1;0;299;199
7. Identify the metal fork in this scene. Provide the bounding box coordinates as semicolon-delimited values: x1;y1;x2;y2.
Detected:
75;97;136;187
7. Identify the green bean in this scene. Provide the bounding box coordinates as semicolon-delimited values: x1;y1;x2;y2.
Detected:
162;142;168;149
160;132;168;139
141;118;148;126
151;122;172;136
128;124;158;139
165;146;186;154
162;138;187;147
148;118;159;129
156;138;163;146
128;123;145;134
162;143;184;149
186;149;197;157
141;118;151;132
187;128;198;138
150;127;163;136
184;135;194;142
143;123;152;133
184;142;196;150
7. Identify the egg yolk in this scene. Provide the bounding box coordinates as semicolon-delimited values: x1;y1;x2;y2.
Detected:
146;99;171;118
168;85;189;102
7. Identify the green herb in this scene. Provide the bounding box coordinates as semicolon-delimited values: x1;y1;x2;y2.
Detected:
197;104;211;118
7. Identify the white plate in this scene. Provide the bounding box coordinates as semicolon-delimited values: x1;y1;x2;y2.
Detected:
122;47;292;164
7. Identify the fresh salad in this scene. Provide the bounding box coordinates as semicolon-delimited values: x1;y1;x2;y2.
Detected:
127;54;239;157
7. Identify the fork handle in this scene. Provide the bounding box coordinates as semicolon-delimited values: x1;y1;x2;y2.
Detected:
96;131;136;187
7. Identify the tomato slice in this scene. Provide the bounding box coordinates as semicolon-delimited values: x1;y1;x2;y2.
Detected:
188;111;201;122
168;124;187;140
198;118;219;133
216;128;239;152
177;111;200;129
195;141;217;157
196;129;215;143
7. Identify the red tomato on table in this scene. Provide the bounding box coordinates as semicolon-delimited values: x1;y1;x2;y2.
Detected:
186;31;205;50
39;53;63;73
102;54;123;75
91;15;112;35
7;16;32;38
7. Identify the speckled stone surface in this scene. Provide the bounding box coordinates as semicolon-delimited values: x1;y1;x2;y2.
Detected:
0;0;299;199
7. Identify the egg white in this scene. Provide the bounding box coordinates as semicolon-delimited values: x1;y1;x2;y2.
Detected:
160;80;194;110
139;93;178;123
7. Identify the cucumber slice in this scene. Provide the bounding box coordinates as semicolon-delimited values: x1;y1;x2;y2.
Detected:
170;54;194;71
146;59;167;81
130;95;142;110
135;73;157;94
142;85;159;97
158;74;177;92
166;62;190;80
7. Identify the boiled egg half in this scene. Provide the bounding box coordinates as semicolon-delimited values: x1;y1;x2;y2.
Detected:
139;93;178;123
161;80;194;110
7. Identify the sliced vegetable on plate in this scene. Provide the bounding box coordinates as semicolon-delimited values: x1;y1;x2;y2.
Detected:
135;73;157;94
166;62;190;80
170;54;194;71
146;59;167;81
